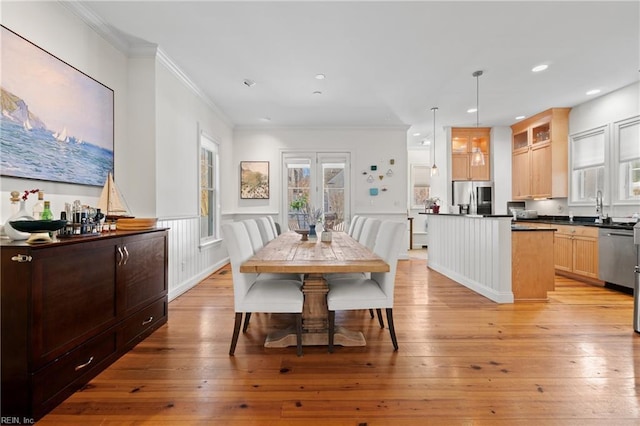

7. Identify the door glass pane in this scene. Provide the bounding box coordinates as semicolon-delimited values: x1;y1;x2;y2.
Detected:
287;160;311;229
322;162;345;230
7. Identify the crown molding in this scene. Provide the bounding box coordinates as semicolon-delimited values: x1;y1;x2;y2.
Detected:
156;48;234;128
61;1;234;129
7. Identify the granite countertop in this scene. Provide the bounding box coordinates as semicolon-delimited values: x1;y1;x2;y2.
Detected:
516;216;637;231
422;212;637;230
511;225;557;232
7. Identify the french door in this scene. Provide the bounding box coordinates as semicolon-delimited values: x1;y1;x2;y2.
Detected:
282;152;350;232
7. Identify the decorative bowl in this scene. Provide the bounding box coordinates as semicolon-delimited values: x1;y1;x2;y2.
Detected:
9;220;67;233
294;229;309;241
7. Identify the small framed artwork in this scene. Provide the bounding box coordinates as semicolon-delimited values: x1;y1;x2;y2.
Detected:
240;161;269;199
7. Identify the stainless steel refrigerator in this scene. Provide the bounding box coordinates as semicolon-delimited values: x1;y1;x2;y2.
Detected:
452;181;493;215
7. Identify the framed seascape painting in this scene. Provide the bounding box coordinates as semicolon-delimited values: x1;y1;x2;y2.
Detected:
240;161;269;199
0;25;114;187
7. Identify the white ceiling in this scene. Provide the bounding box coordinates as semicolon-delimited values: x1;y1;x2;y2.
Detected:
76;1;639;146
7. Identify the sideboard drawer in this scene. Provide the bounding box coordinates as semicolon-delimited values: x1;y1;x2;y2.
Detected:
119;297;167;349
32;329;117;411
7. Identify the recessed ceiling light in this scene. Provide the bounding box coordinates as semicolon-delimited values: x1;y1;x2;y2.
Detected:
315;74;326;80
515;115;526;120
467;108;477;113
586;89;601;95
532;64;548;72
412;132;421;137
421;140;431;145
312;90;322;95
243;79;256;87
260;117;271;122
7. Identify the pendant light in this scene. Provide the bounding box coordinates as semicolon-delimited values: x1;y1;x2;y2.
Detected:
430;106;439;176
470;70;486;167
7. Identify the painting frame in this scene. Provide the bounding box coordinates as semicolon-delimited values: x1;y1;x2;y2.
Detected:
240;161;270;199
0;25;114;187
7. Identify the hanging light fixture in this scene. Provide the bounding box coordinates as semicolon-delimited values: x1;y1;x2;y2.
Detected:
430;107;439;176
470;70;486;167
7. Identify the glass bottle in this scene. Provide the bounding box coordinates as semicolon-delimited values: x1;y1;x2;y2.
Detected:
41;201;53;221
32;191;44;219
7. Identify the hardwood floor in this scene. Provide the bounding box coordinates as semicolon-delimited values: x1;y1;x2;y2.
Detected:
39;253;640;425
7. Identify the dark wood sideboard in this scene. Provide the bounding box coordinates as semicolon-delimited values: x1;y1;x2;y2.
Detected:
1;229;168;421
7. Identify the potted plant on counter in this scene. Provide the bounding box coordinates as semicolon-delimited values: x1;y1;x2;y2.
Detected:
425;197;440;214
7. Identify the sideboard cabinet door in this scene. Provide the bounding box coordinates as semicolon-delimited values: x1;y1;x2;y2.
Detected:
117;232;168;317
32;238;119;368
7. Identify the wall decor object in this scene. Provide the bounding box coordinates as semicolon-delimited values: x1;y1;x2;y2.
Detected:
366;174;374;183
370;165;377;171
369;188;379;196
0;25;114;187
240;161;269;199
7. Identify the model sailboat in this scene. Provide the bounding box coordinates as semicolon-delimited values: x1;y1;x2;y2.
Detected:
97;172;133;219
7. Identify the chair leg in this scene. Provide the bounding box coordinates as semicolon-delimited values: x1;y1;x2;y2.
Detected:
295;313;303;357
369;308;375;319
376;308;384;328
242;312;252;332
328;310;335;353
229;312;243;356
385;308;399;351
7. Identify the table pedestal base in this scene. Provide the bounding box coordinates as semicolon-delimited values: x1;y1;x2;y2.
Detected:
265;326;365;348
265;273;366;348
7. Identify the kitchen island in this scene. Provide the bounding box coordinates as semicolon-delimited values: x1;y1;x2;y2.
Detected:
426;214;556;303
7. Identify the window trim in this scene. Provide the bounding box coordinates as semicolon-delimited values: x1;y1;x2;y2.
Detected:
612;115;640;205
199;129;221;247
568;124;608;206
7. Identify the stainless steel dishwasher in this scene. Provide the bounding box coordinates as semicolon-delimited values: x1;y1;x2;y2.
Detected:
598;227;635;290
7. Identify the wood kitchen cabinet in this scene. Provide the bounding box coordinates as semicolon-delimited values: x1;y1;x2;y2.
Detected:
511;108;570;199
1;229;168;421
451;127;491;181
553;225;600;281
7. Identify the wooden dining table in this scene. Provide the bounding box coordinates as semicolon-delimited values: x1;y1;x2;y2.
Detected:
240;231;389;348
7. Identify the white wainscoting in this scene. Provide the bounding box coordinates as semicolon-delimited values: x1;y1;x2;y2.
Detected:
426;214;513;303
158;216;229;301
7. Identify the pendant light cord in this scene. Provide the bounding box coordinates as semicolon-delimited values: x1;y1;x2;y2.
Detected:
473;70;483;128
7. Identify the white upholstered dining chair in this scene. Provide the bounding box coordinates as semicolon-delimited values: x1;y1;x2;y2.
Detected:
255;217;277;245
350;216;366;239
324;217;381;281
222;222;303;356
326;220;405;352
347;215;361;236
241;219;303;283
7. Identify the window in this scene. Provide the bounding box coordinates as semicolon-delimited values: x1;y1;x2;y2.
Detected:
569;126;607;205
614;116;640;204
282;152;350;232
410;164;431;208
200;132;220;244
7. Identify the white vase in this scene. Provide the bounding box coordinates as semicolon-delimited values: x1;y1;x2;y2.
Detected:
4;200;34;241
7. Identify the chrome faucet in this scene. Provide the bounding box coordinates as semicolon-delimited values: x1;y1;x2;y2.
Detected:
595;190;603;223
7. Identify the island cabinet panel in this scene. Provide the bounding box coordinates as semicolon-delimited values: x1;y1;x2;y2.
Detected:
512;229;556;301
1;229;168;422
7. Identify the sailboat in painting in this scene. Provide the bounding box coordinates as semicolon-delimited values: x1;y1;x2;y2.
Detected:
97;172;132;219
53;126;68;143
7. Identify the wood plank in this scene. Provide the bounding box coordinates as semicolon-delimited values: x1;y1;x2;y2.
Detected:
37;254;640;424
240;231;389;273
